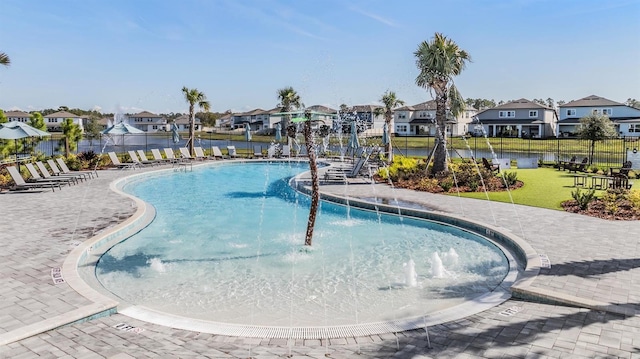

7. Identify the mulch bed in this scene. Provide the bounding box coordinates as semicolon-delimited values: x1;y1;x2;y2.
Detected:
561;199;640;220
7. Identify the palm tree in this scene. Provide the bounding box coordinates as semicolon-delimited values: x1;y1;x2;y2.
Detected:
0;52;9;67
415;32;470;173
277;86;303;133
182;87;210;156
300;110;320;246
374;90;404;162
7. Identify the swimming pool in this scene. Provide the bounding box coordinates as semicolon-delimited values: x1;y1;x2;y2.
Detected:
96;161;510;329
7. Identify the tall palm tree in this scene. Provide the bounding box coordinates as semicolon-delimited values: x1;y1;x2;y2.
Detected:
415;32;470;173
277;86;303;132
374;90;404;163
0;52;9;67
182;86;210;156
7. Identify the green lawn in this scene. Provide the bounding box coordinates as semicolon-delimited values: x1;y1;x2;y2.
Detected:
453;167;638;210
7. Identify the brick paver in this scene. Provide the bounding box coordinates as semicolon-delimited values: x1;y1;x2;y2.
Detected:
1;161;639;357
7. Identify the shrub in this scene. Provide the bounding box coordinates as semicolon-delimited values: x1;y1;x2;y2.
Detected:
571;187;596;210
502;171;518;187
416;178;442;192
439;179;454;192
385;156;423;181
64;154;82;171
77;150;100;169
629;189;640;210
601;188;627;215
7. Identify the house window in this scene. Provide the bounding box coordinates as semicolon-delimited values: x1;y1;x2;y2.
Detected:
529;110;538;117
602;108;612;115
566;109;576;116
398;113;406;119
499;111;515;118
630;124;640;133
152;125;158;130
48;118;57;123
396;125;408;132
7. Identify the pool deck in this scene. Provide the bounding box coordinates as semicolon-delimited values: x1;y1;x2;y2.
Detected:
1;160;639;358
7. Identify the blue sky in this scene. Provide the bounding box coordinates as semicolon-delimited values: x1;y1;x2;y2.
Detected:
1;0;639;114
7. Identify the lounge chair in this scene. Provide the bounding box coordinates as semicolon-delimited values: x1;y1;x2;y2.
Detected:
36;161;83;183
324;154;372;183
137;150;162;165
6;166;61;192
194;147;210;160
25;163;74;186
610;161;632;177
178;147;195;161
226;146;237;159
482;157;499;173
211;146;225;160
163;148;180;163
151;149;171;164
253;145;263;158
46;159;89;181
128;151;152;167
55;158;97;178
282;145;291;158
267;145;276;158
108;152;137;169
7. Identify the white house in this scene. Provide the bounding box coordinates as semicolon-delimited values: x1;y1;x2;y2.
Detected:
393;101;476;136
5;110;31;123
174;114;202;131
557;95;640;137
128;111;167;132
474;99;557;138
44;111;85;132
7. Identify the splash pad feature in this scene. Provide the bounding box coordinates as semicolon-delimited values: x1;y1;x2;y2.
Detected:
86;161;522;338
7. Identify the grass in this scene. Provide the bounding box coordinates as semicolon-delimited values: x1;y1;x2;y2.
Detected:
452;166;638;210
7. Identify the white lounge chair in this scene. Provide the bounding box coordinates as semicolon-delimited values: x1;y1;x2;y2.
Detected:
25;163;74;186
211;146;225;160
137;150;162;165
194;147;210;160
151;149;171;164
55;158;97;178
108;152;137;169
128;151;152;167
36;161;82;183
179;147;195;161
47;159;90;181
227;146;237;159
253;145;263;158
163;148;180;163
282;145;291;158
6;166;60;192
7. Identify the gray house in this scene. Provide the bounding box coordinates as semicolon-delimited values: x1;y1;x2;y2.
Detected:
474;98;557;138
128;111;167;132
557;95;640;137
393;101;475;136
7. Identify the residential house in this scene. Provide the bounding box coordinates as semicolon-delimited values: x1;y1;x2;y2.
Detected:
174;114;202;132
306;105;337;128
215;112;233;130
350;105;383;130
231;109;271;131
5;110;31;123
557;95;640;137
474;99;556;138
128;111;167;132
393;101;476;136
44;111;85;132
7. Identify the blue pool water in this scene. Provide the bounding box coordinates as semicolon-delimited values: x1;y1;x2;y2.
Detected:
96;162;509;326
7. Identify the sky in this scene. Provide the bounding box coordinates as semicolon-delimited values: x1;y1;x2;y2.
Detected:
1;0;639;115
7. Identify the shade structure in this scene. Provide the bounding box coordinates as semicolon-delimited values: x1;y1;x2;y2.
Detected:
0;121;51;169
347;121;360;151
101;122;144;135
171;123;180;144
275;123;282;142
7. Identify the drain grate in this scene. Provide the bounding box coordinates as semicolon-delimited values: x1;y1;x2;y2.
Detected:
51;268;65;285
113;323;145;333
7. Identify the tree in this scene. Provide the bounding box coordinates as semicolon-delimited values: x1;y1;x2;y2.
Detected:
626;98;640;109
58;118;83;157
374;90;404;162
546;98;555;108
83;115;103;146
182;87;210;156
0;52;9;67
415;32;470;173
557;100;566;106
576;113;617;165
0;109;7;124
277;86;303;133
24;112;47;154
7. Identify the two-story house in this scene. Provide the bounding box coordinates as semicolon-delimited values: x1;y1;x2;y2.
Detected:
393;101;476;136
128;111;166;132
44;111;85;132
174;114;201;132
5;110;32;123
557;95;640;137
474;99;557;138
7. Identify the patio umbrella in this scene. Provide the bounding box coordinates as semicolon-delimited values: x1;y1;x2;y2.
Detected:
101;122;145;154
275;123;282;142
0;121;51;170
382;123;390;146
171;123;180;144
244;123;252;155
347;121;360;155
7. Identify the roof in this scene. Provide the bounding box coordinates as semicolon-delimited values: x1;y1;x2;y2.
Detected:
396;100;437;112
307;105;337;114
4;110;31;118
238;108;266;116
561;95;623;107
129;111;161;118
475;119;547;125
491;98;551;110
350;104;382;113
174;114;201;124
44;111;83;118
559;117;640;124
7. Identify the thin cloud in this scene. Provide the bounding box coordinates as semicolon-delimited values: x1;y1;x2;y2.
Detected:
349;6;397;27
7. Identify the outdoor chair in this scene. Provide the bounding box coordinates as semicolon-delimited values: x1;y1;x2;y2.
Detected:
137;150;162;165
163;148;181;163
282;145;291;158
609;173;633;190
482;157;499;173
610;161;632;177
324;153;373;183
6;166;61;192
211;146;225;160
108;152;137;169
253;145;264;158
46;159;89;181
128;151;152;167
558;156;577;171
194;147;210;160
151;149;171;164
55;158;97;178
179;147;196;161
567;157;588;173
36;161;83;184
226;146;238;159
25;163;74;186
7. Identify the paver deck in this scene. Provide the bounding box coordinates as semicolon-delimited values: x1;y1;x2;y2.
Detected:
1;160;639;358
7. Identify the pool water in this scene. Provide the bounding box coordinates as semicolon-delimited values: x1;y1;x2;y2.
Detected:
96;162;509;326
